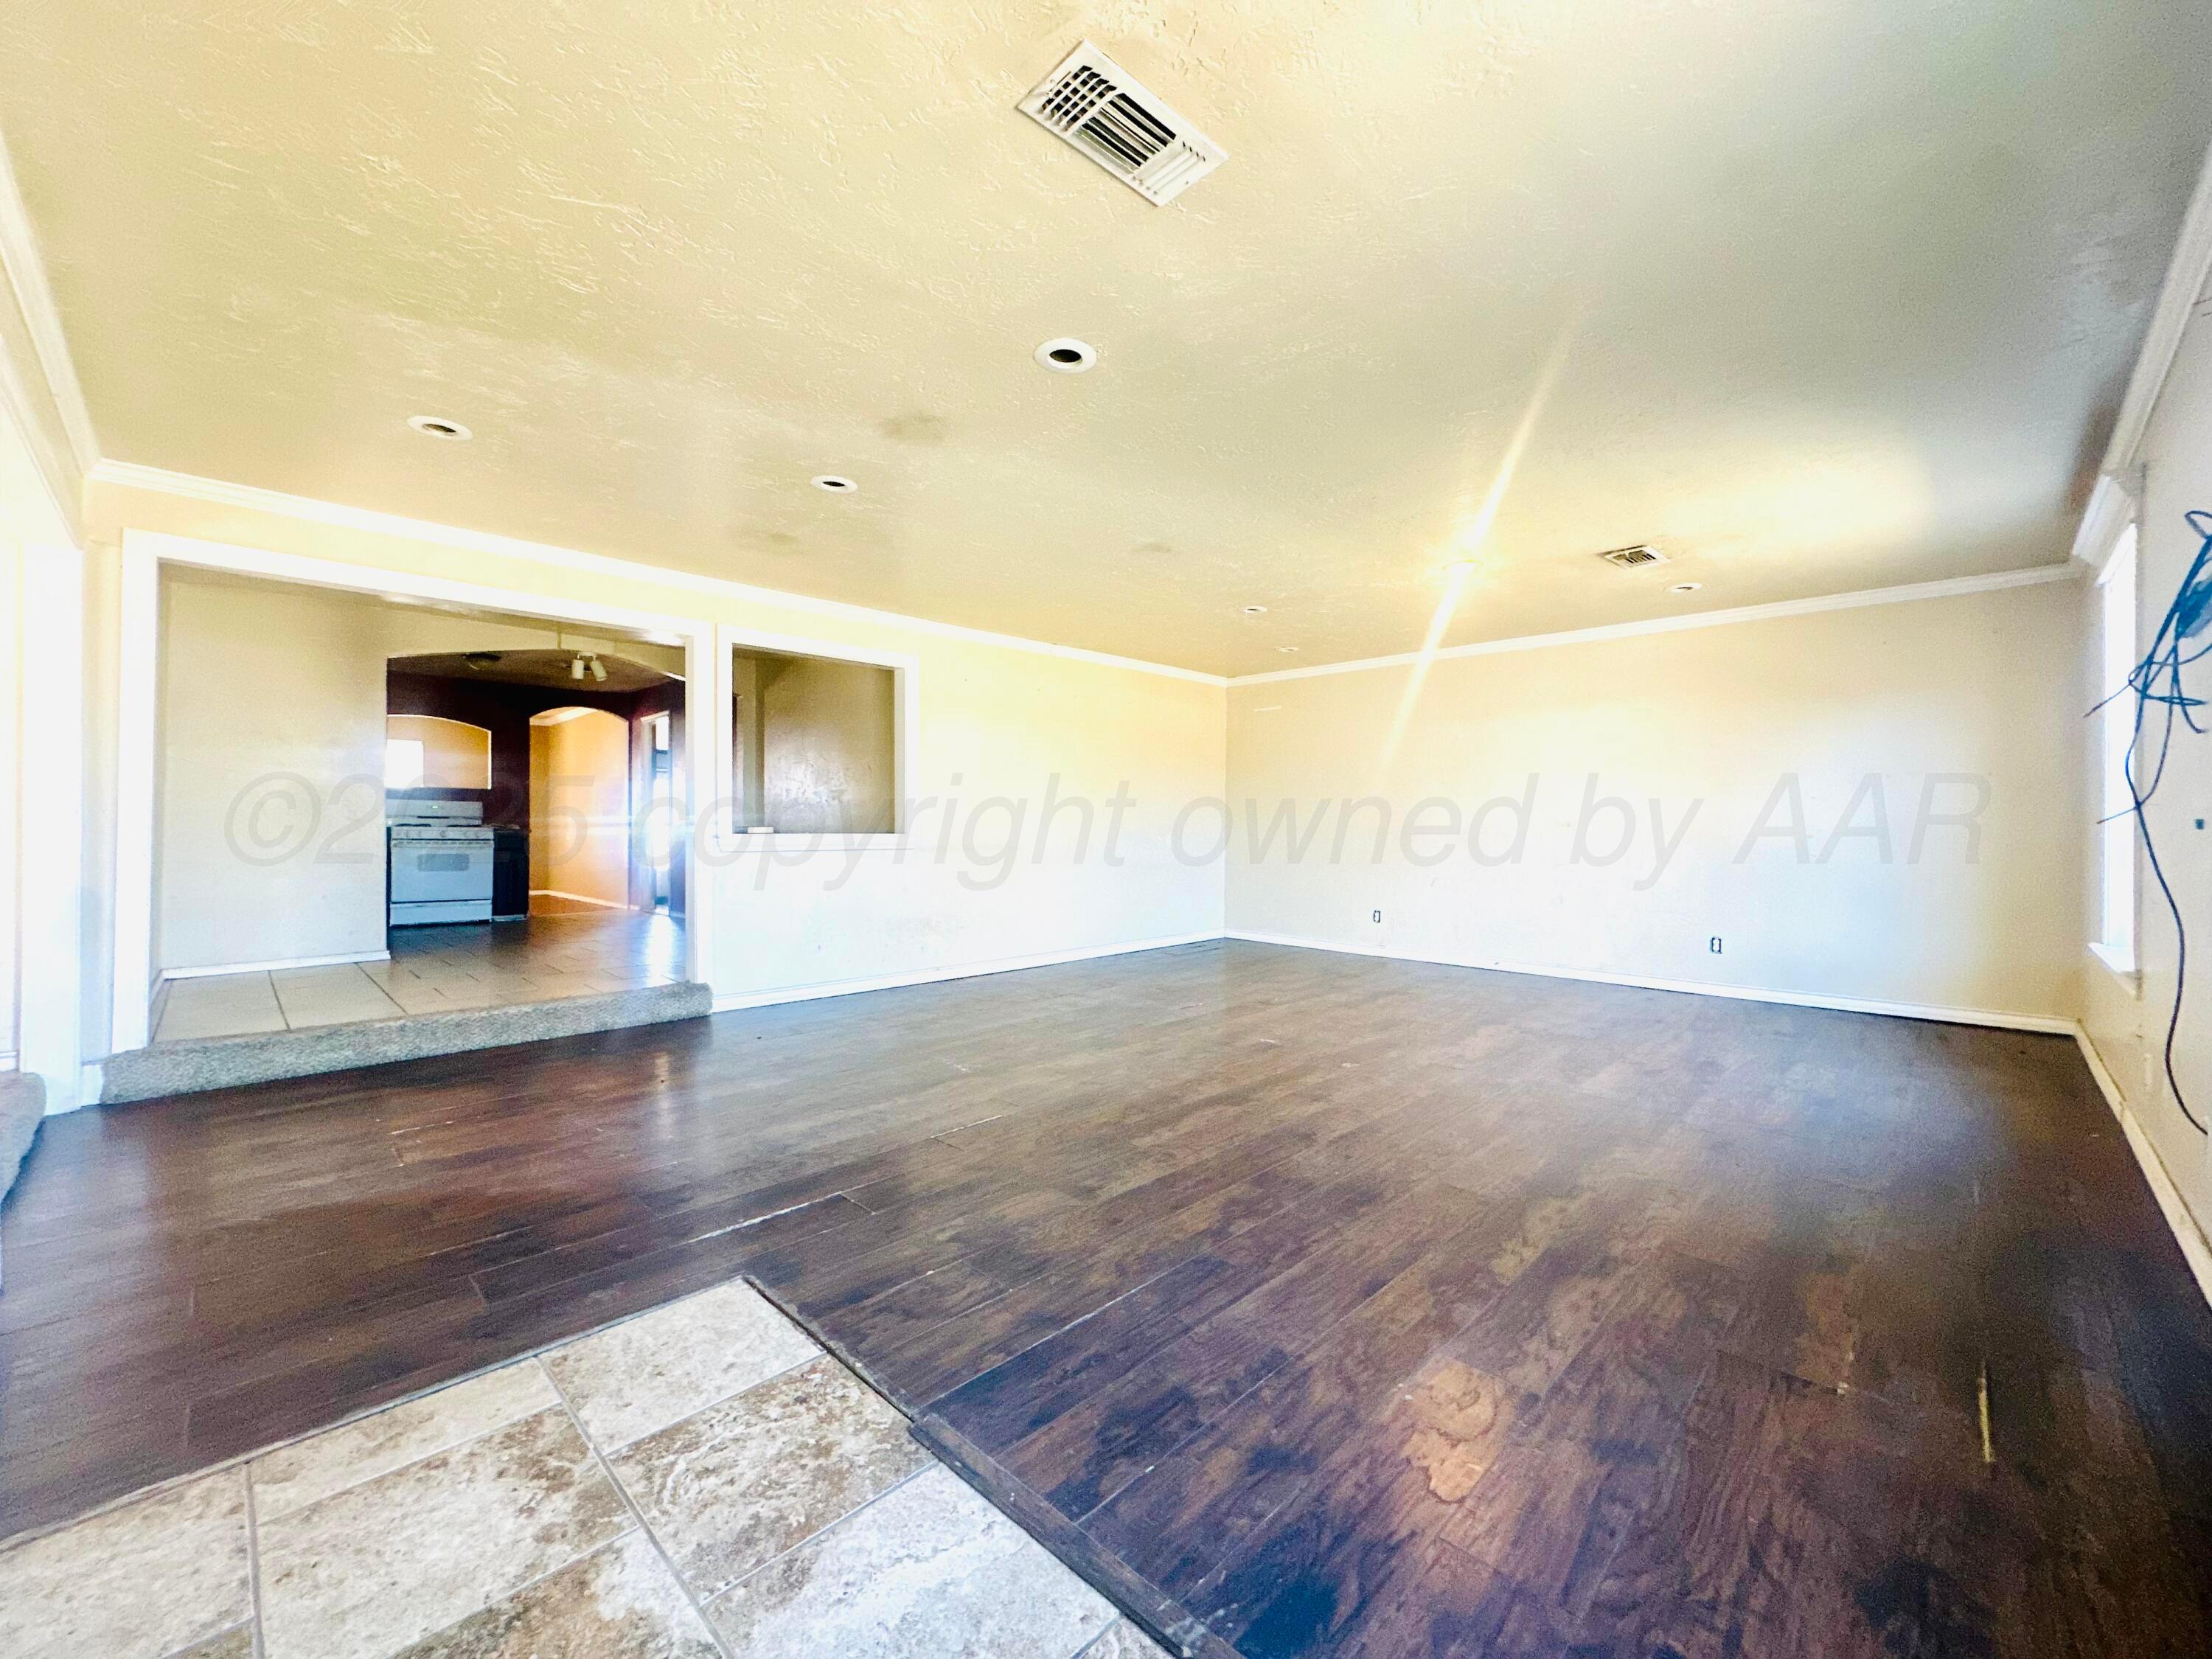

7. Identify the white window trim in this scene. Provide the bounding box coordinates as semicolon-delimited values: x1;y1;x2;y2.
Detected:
711;622;919;855
2091;519;2140;988
2088;939;2140;985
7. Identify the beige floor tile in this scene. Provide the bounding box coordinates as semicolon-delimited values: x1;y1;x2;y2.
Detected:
428;984;508;1011
155;973;286;1041
608;1356;930;1598
250;1360;560;1523
477;976;552;1000
175;1626;257;1659
391;1532;720;1659
139;911;689;1041
382;983;453;1015
384;981;501;1015
706;1465;1116;1659
271;964;406;1030
0;1470;251;1659
257;1406;632;1659
546;1281;821;1450
399;965;484;989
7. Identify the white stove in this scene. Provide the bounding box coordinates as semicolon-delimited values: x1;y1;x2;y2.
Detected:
389;800;495;926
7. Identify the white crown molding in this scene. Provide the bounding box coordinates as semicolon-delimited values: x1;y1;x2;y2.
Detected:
1228;564;2078;686
2070;473;2140;574
0;372;74;546
91;458;1229;687
0;131;97;480
2097;134;2212;481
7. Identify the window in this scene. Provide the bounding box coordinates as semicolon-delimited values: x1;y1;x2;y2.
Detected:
383;737;426;791
2095;522;2139;973
730;646;899;835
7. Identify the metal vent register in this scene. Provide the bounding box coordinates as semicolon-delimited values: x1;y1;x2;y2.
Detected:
1020;41;1227;206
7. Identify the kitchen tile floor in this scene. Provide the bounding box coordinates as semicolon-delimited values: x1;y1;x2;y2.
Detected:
0;1280;1161;1659
150;908;686;1044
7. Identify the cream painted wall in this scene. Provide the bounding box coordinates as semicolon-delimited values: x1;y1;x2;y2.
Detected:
748;652;897;835
716;642;1222;999
80;540;122;1050
0;531;19;1061
119;472;2098;1074
158;576;389;971
0;381;85;1098
1228;579;2084;1023
2081;308;2212;1244
102;480;1228;1012
529;709;629;905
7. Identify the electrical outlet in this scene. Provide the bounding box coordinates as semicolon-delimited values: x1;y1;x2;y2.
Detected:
1708;936;1723;955
1371;910;1382;925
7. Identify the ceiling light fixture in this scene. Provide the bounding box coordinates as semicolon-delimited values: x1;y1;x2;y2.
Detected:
1668;582;1703;594
1240;605;1268;616
811;474;858;493
406;415;471;440
1034;338;1097;374
1277;645;1301;654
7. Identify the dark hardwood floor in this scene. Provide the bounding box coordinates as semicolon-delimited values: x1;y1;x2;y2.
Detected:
4;941;2210;1655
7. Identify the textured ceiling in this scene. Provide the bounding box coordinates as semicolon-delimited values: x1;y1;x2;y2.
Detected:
5;1;2208;675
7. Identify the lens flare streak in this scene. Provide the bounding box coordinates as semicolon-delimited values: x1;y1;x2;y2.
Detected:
1376;323;1581;782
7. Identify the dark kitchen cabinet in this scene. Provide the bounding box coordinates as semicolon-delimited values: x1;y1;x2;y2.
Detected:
492;827;529;920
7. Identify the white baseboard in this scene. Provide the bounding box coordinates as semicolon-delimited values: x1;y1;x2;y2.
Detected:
2073;1028;2212;1310
160;950;390;982
710;931;1224;1013
0;1050;15;1071
530;889;632;911
1225;930;2076;1034
63;1062;102;1113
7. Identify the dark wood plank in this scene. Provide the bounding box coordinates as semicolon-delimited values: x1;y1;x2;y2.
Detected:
3;941;2208;1659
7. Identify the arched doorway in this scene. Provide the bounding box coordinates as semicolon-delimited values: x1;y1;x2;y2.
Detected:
528;706;631;910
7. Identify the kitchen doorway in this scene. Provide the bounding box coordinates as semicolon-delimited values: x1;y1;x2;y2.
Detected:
133;564;702;1051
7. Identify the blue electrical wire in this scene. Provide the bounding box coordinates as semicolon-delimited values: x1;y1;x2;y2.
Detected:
2108;507;2212;1135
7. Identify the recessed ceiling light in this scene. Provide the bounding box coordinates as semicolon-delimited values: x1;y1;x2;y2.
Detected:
810;474;859;493
407;414;471;440
1442;558;1478;574
1276;645;1301;654
1034;338;1098;374
1240;605;1268;616
1668;582;1703;594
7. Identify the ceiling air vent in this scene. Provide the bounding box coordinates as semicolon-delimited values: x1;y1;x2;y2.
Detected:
1598;544;1669;568
1019;41;1226;206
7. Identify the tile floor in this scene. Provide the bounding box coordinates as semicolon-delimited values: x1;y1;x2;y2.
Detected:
151;908;686;1044
0;1279;1162;1659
